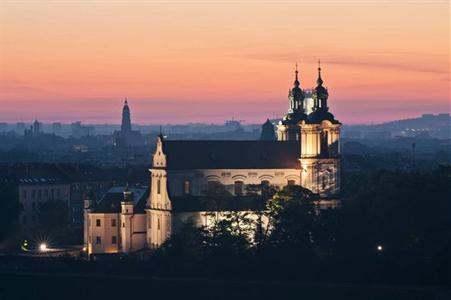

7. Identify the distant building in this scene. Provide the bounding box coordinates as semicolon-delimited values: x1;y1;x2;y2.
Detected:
16;122;25;135
85;63;342;255
113;99;144;147
24;120;42;138
0;123;7;133
52;122;62;136
260;119;276;140
71;121;95;138
14;166;71;232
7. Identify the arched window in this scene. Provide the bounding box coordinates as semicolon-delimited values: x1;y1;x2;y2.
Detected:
234;180;244;195
287;180;296;186
261;180;270;187
183;180;191;195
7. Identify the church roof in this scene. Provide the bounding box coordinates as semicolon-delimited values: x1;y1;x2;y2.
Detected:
92;186;149;214
161;140;301;170
306;109;341;125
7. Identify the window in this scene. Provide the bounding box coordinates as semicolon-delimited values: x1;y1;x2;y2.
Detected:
51;189;54;198
96;236;101;244
157;179;161;194
44;189;48;197
32;202;36;211
183;180;191;195
234;181;244;195
112;236;117;244
261;180;270;187
31;190;36;198
96;219;101;227
287;180;296;186
157;218;160;230
320;131;329;156
122;222;125;228
148;215;152;229
111;219;116;227
38;190;42;198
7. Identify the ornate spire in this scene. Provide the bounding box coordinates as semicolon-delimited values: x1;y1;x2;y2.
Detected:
317;60;323;86
294;62;300;87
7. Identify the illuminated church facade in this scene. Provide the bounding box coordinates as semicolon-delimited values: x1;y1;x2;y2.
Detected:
84;63;342;255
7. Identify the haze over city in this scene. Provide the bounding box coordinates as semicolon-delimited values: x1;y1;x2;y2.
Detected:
0;0;449;124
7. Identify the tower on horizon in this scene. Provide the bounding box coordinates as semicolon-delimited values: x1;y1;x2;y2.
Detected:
121;98;132;134
114;98;144;147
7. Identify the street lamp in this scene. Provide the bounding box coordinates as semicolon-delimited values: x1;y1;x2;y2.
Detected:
39;243;48;252
377;244;383;252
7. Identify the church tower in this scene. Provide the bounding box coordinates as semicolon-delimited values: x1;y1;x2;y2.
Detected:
121;98;132;134
146;134;172;248
299;61;341;208
277;64;308;141
260;119;276;141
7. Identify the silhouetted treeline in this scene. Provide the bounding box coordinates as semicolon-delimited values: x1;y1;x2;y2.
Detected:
149;166;450;285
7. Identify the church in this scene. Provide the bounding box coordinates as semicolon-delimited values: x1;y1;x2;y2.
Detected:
84;63;342;255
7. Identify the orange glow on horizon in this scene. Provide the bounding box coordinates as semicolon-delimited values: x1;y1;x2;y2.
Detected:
0;1;449;124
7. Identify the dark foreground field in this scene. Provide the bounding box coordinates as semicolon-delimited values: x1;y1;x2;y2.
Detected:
0;271;449;300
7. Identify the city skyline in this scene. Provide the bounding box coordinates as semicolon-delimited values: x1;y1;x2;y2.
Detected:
0;0;449;124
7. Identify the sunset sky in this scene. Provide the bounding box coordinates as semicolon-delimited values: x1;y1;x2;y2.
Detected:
0;0;449;125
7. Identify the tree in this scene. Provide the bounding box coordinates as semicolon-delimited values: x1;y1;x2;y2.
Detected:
37;198;69;244
0;178;22;247
264;185;320;254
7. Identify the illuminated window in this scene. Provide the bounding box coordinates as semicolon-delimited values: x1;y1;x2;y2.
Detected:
111;236;117;244
234;181;244;196
183;180;191;195
96;236;101;244
287;180;295;186
96;219;101;227
111;219;116;227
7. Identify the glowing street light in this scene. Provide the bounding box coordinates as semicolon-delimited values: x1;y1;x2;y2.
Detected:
39;243;48;252
377;245;383;252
